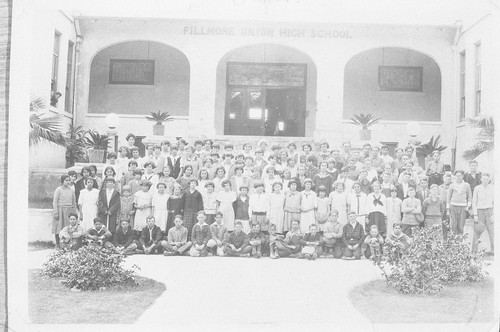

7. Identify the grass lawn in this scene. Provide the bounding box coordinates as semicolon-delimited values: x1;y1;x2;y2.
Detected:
350;277;494;324
29;269;166;324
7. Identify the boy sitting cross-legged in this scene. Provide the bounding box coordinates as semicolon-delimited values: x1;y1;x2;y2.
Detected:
189;211;212;257
320;209;344;258
299;223;322;260
161;215;192;256
223;221;247;257
105;219;137;255
134;215;163;255
275;219;303;258
241;223;266;258
207;212;228;256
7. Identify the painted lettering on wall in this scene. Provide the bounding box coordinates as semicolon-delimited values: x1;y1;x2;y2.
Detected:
183;26;352;39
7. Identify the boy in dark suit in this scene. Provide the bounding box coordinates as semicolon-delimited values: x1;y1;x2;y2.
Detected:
105;219;137;255
134;216;163;254
97;177;121;233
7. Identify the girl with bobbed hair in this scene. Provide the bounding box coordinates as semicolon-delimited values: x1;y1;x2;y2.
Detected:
52;174;77;247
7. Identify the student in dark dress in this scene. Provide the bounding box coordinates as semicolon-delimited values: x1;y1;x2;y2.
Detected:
166;183;185;233
183;179;204;238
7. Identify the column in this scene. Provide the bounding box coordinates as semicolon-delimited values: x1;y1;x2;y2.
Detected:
186;57;218;138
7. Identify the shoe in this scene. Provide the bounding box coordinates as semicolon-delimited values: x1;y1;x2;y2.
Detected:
135;249;144;254
270;254;277;259
305;254;311;260
312;253;317;260
255;252;262;258
164;251;174;256
242;253;251;257
251;247;257;256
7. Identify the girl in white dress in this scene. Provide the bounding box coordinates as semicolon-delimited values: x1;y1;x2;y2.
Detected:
78;178;99;231
152;182;170;232
300;178;317;234
133;180;153;232
263;167;282;194
269;182;286;233
142;161;159;194
216;179;237;231
197;168;210;197
329;181;349;224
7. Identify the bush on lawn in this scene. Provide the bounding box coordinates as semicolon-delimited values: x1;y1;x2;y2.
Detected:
374;225;485;295
42;245;140;291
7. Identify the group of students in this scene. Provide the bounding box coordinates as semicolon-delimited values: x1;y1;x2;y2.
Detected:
52;134;494;257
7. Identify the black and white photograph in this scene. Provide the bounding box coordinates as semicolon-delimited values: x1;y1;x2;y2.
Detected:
1;0;499;331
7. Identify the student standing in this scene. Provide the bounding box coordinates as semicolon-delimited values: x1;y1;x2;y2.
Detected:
216;179;237;231
183;179;204;236
472;173;494;254
300;179;317;234
269;182;286;233
78;178;99;231
97;177;121;233
447;170;472;234
283;180;301;233
233;186;251;233
166;184;185;233
385;187;402;237
133;180;153;233
401;187;422;237
365;182;387;237
152;182;170;233
53;175;78;247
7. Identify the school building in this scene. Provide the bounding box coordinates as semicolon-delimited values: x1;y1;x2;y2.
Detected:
21;1;499;171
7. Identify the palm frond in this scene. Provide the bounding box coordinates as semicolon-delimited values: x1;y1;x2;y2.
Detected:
462;141;494;161
462;115;494;160
146;111;174;124
416;135;447;157
30;94;46;112
349;113;381;129
29;113;67;146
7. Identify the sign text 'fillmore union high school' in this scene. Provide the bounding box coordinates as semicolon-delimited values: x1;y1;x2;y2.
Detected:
183;25;353;38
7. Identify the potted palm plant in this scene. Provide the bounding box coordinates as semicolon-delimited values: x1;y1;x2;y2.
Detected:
85;130;110;163
416;135;448;168
146;111;174;136
349;113;381;140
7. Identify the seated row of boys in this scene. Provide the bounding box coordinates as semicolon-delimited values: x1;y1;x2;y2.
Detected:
60;208;412;260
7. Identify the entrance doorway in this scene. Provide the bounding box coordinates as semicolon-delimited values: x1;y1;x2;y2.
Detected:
224;62;307;137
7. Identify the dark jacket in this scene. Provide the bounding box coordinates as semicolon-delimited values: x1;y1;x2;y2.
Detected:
97;189;121;233
113;226;135;247
191;223;211;246
139;225;163;247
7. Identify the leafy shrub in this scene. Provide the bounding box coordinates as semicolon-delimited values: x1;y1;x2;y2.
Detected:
374;226;485;295
42;245;139;291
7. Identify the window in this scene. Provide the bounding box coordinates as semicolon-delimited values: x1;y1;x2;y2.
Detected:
51;31;61;102
65;41;74;113
474;42;481;115
459;51;466;120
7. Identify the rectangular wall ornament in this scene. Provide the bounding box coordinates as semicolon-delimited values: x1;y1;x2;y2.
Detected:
109;59;155;85
378;66;423;92
227;62;306;87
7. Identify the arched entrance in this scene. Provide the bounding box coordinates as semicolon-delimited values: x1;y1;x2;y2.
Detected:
343;47;442;121
215;44;317;137
88;40;190;117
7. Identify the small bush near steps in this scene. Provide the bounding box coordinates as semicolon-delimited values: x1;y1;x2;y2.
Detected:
373;225;486;295
41;245;140;291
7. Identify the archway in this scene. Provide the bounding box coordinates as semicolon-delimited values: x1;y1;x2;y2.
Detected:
343;47;441;121
88;40;190;117
215;44;317;137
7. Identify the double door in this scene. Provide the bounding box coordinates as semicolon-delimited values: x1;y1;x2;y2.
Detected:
224;87;305;137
